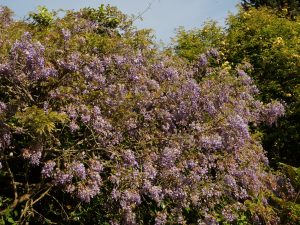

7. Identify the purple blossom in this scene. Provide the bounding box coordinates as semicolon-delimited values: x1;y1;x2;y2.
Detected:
122;150;138;167
222;208;236;222
224;175;237;188
89;159;103;173
62;28;71;41
22;148;42;166
0;101;7;114
69;120;80;132
203;214;218;225
160;147;181;168
0;133;11;150
71;162;86;180
143;162;157;180
77;180;100;203
155;212;167;225
41;161;56;178
262;101;285;125
237;69;247;77
0;63;11;75
11;32;55;81
121;190;141;206
143;183;163;203
81;114;91;123
58;53;81;71
199;134;223;150
53;171;73;186
207;48;219;58
65;184;76;193
199;54;208;67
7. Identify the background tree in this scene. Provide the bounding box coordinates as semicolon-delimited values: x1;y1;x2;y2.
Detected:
225;7;300;167
172;21;225;62
241;0;300;18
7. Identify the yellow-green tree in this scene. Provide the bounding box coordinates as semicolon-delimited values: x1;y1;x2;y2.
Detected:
225;7;300;167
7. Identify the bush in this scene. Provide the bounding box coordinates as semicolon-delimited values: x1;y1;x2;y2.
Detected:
0;5;295;224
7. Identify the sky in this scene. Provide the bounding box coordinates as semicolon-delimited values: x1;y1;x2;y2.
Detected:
0;0;240;43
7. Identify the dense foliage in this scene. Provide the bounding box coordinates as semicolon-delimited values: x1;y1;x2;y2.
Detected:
0;4;298;224
173;6;300;168
226;7;300;168
242;0;300;18
172;21;225;62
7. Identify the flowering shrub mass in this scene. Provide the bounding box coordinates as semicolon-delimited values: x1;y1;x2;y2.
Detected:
0;5;295;224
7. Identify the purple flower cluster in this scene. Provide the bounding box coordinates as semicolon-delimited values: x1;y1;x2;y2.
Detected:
0;19;289;224
41;160;56;178
11;32;57;81
0;101;7;114
61;28;71;41
22;147;42;166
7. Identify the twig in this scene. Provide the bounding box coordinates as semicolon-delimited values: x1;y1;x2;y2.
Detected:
31;208;58;225
46;193;69;220
132;0;157;22
5;159;18;202
31;186;52;206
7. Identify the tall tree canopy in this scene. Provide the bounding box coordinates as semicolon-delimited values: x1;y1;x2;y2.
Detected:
242;0;300;17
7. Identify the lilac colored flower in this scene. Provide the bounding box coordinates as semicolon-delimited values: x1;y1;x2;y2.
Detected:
41;67;57;78
207;48;219;58
143;162;157;180
238;71;253;85
262;101;285;125
62;28;71;41
69;121;80;132
122;149;138;167
71;162;86;180
10;32;55;81
204;214;218;225
0;101;7;114
155;212;167;225
77;180;100;203
88;170;102;186
164;67;179;80
143;182;163;203
53;171;73;186
113;55;125;65
58;53;81;71
93;106;101;116
237;69;247;77
111;188;121;199
22;148;42;166
200;134;223;150
199;54;208;67
81;114;91;123
227;114;250;144
0;133;11;149
43;101;49;113
222;208;236;222
121;190;141;206
160;147;181;168
89;159;103;173
224;175;237;188
147;79;160;90
0;63;11;75
41;160;56;178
